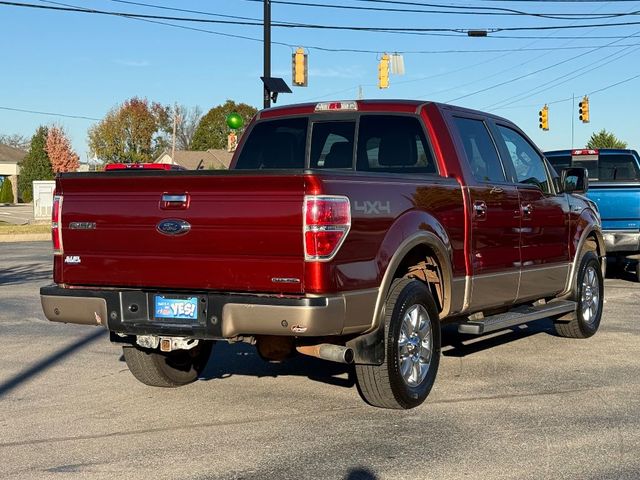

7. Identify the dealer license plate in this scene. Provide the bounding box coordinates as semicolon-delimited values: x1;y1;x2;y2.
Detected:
154;295;199;321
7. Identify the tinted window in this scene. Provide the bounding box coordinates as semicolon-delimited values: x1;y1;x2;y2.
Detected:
356;115;437;174
453;117;505;183
235;118;307;169
310;121;355;169
497;125;551;193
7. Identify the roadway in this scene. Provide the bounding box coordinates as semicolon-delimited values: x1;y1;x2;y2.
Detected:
1;241;639;479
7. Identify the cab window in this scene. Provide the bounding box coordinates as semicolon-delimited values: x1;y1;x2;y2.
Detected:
453;117;506;183
496;125;552;193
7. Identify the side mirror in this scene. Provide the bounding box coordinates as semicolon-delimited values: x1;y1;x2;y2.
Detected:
561;167;589;194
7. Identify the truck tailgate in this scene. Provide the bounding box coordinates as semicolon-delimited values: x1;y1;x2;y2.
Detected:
587;183;640;230
56;172;306;293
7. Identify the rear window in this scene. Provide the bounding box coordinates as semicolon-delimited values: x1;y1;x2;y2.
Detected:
235;118;308;169
547;153;640;181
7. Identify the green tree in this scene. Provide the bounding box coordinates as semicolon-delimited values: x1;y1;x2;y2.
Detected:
88;97;171;163
191;100;257;150
18;126;54;203
586;129;628;149
0;178;14;204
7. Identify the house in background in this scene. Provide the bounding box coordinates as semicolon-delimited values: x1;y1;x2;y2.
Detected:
155;149;233;170
0;144;27;203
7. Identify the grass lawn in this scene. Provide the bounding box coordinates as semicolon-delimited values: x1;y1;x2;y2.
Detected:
0;222;50;235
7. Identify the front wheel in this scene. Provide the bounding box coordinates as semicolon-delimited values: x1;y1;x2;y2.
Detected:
554;251;603;338
123;341;213;387
355;278;441;409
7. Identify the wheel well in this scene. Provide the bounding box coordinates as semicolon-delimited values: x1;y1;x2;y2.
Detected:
393;244;444;312
584;234;599;255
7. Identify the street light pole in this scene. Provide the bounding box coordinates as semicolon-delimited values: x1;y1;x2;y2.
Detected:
263;0;271;109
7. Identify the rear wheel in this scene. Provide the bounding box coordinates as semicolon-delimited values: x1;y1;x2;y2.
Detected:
355;278;441;409
554;251;603;338
123;341;213;387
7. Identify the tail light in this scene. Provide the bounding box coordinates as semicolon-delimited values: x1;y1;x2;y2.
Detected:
304;195;351;261
52;193;63;254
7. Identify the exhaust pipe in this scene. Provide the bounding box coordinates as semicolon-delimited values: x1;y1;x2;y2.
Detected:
296;343;354;364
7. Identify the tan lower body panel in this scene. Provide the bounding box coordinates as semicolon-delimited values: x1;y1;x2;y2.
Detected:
41;295;108;327
221;289;378;337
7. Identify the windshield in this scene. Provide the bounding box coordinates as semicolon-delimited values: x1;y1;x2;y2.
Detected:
547;153;640;181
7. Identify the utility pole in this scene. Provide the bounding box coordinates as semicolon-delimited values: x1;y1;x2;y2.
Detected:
263;0;271;109
171;104;180;164
571;93;575;149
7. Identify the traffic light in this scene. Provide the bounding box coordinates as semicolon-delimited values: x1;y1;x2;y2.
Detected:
579;96;590;123
378;53;390;89
539;105;549;131
292;47;308;87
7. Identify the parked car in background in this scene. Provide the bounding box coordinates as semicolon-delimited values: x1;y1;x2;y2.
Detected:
545;149;640;281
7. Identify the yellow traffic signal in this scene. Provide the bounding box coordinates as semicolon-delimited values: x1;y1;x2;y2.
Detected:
579;96;590;123
539;105;549;131
292;47;307;87
378;53;390;89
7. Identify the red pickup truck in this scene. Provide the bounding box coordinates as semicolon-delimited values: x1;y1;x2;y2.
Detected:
41;100;605;409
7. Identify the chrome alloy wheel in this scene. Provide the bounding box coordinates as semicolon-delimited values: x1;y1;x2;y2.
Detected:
397;304;433;387
581;265;600;325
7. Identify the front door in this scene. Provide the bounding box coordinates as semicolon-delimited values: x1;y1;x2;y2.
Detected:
493;124;570;301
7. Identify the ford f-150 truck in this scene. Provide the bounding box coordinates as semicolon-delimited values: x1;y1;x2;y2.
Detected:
40;100;605;409
545;148;640;281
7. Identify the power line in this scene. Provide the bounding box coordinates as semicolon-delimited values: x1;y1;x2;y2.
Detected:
239;0;640;19
0;106;100;121
483;42;640;110
445;25;640;103
5;1;640;34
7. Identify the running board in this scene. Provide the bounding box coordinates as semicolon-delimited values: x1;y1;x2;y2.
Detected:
458;300;576;335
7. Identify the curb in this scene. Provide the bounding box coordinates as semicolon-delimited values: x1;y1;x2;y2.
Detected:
0;234;50;243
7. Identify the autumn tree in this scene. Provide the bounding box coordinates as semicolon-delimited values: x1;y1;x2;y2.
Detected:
586;129;627;149
18;126;54;202
88;97;171;163
191;100;257;150
46;126;80;173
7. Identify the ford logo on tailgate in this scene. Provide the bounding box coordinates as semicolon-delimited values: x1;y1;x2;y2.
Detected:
157;219;191;236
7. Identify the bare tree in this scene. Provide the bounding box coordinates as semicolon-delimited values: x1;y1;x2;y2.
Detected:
0;133;30;150
171;105;203;151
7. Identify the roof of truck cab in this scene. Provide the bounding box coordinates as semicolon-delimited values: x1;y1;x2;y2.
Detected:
545;149;638;154
257;99;515;125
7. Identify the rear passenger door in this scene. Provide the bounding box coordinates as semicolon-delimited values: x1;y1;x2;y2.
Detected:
452;116;521;310
492;124;570;300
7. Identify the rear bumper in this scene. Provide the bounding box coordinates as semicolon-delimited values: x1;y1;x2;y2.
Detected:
602;230;640;253
40;285;376;339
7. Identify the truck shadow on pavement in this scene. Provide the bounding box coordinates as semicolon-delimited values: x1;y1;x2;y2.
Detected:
199;319;557;386
0;263;52;286
441;318;554;358
200;342;355;389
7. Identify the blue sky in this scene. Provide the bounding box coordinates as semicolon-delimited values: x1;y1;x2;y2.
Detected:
1;0;640;160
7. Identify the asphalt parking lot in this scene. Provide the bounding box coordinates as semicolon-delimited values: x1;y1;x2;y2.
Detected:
1;242;639;480
0;203;34;225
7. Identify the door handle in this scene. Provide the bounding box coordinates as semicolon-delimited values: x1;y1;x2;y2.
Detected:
489;186;504;194
521;203;533;217
160;193;189;209
474;201;487;219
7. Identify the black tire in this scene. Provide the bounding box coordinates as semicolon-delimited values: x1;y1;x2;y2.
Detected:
554;251;603;338
123;341;213;387
355;278;441;409
635;260;640;283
